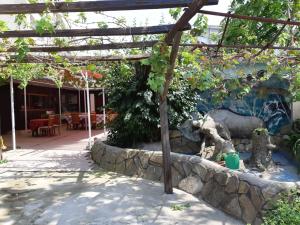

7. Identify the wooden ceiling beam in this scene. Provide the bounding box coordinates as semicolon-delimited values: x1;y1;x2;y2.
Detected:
0;24;191;38
4;41;158;53
0;0;218;14
2;54;151;64
165;0;219;44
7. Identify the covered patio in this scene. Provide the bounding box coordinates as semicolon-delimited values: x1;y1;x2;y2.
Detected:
0;128;105;172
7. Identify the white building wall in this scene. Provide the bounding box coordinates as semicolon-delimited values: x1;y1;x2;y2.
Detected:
293;102;300;121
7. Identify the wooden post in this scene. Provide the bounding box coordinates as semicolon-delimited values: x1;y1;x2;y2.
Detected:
160;32;182;194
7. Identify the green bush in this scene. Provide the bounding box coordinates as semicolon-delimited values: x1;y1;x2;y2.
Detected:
284;119;300;170
262;189;300;225
105;62;197;147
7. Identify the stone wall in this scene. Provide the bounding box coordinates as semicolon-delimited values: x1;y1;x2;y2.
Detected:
91;141;300;225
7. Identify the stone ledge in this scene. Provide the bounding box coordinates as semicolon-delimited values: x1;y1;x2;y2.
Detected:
91;140;299;225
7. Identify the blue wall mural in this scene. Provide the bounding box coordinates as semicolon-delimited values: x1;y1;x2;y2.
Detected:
197;65;291;135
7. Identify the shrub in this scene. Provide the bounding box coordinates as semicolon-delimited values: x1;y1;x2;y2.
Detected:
105;62;197;147
262;189;300;225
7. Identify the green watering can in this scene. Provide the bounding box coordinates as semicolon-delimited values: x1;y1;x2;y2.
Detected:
224;152;240;170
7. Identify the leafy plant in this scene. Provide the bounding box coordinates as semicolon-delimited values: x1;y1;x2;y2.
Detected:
35;15;55;35
170;203;191;211
0;159;8;164
105;62;197;148
262;189;300;225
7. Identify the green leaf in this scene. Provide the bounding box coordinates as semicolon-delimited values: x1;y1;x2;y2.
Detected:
35;15;55;35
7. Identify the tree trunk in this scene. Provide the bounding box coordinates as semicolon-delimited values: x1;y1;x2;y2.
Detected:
249;129;274;171
160;32;182;194
159;99;173;194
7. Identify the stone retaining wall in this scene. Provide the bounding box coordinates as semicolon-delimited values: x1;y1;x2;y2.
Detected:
91;141;300;225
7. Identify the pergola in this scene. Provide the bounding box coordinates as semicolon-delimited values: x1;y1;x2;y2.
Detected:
0;0;299;194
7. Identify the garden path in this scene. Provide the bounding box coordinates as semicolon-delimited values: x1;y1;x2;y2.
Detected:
0;130;243;225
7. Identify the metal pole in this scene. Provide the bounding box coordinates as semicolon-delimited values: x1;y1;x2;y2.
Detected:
24;86;28;131
58;86;62;134
83;88;87;131
10;76;16;150
84;72;92;149
102;88;106;133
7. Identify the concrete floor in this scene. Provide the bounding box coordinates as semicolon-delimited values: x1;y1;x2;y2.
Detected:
1;129;104;172
0;129;244;225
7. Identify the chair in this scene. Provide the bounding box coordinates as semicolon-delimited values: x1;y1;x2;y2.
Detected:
39;117;55;136
52;115;61;135
63;113;72;129
71;113;81;129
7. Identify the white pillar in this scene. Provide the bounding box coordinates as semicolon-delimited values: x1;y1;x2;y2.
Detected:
102;88;106;133
84;72;92;150
24;86;28;131
58;87;62;132
10;76;16;150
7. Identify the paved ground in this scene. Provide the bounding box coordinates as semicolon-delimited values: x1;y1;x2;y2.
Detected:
1;129;104;172
0;130;244;225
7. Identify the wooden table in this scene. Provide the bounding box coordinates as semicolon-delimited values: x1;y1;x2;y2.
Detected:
29;119;49;136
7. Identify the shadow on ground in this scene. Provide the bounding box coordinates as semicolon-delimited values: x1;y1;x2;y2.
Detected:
0;170;243;225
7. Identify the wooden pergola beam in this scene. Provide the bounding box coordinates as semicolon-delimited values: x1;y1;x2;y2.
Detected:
199;9;300;26
215;13;230;55
0;0;218;14
0;24;191;38
5;41;158;53
165;0;217;44
3;54;150;64
185;43;300;51
6;41;300;53
253;22;289;58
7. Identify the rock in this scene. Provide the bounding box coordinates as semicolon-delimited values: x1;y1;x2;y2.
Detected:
182;161;193;177
115;161;126;173
254;217;263;225
207;184;227;208
207;109;264;138
239;194;257;224
149;153;163;166
225;175;239;193
192;164;208;181
238;144;245;152
239;160;246;171
124;158;137;176
223;195;242;218
171;167;183;187
178;175;203;195
144;165;162;181
238;181;250;194
169;130;182;139
170;136;202;155
262;184;281;200
172;161;185;177
204;169;215;182
250;186;264;209
138;151;151;169
201;146;215;159
214;172;229;186
201;179;214;197
245;143;252;151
